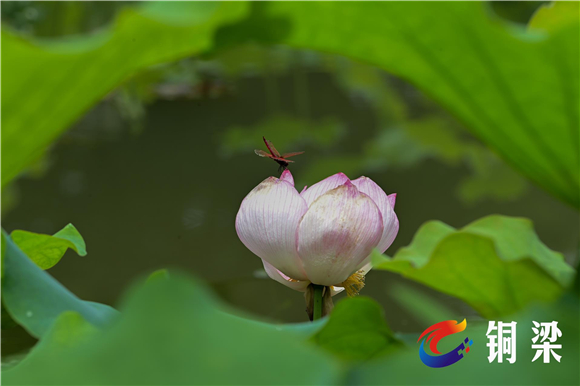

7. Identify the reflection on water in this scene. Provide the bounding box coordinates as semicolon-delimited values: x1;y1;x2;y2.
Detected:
3;71;578;357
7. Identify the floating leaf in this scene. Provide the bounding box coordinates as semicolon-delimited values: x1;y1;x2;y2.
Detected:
11;224;86;270
219;114;345;158
3;273;339;385
1;231;118;338
312;297;402;361
373;215;575;318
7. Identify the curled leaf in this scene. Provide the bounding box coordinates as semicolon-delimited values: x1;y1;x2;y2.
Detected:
11;224;86;270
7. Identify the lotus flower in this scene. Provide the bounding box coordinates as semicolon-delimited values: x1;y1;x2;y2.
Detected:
235;170;399;298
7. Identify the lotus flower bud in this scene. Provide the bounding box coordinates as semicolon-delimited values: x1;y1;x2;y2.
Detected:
235;171;399;298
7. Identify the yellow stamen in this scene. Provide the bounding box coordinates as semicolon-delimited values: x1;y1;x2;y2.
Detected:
338;270;366;297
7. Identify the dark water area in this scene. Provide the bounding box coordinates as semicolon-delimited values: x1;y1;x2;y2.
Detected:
3;71;578;355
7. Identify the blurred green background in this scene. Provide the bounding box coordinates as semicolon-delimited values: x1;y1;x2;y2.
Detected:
1;1;578;384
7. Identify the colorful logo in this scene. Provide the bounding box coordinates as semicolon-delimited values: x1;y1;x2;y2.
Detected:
418;319;473;368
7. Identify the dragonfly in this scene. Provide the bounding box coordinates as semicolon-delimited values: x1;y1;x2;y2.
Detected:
255;137;304;173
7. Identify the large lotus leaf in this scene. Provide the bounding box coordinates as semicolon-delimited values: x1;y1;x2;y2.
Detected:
2;273;339;385
1;231;6;278
1;1;249;187
373;215;575;318
11;223;86;270
261;1;579;208
1;231;118;338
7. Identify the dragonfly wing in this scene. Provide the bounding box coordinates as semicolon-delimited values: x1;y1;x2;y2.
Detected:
263;137;281;157
274;157;294;163
255;149;273;158
281;151;305;158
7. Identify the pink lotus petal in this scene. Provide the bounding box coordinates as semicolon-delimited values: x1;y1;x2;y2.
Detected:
388;193;396;209
280;169;294;186
352;176;399;254
262;259;310;292
300;172;350;207
297;181;383;286
236;176;309;280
